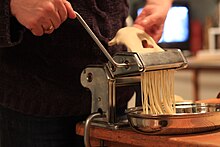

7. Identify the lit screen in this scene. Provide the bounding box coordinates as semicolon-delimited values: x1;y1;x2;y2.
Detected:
137;6;189;43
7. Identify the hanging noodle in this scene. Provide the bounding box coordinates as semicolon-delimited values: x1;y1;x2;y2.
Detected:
141;69;176;114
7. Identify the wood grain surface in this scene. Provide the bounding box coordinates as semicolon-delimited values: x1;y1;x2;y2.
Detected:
76;122;220;147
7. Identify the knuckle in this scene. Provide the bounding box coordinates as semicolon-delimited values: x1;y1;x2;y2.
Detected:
54;0;63;4
64;1;70;5
43;3;54;13
27;19;38;29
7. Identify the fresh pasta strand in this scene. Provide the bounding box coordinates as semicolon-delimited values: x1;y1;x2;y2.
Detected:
141;69;175;114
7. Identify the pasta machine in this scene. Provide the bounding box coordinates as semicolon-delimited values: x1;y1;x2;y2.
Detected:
75;12;188;146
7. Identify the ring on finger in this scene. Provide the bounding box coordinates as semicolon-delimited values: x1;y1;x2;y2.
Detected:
44;25;54;34
46;25;54;31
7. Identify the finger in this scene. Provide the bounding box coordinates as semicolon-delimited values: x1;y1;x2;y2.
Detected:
152;28;163;42
135;6;152;23
57;7;67;22
135;16;155;30
31;26;44;36
42;2;62;29
108;37;117;46
26;25;43;36
49;11;61;29
43;24;55;34
39;18;54;34
64;1;76;19
54;0;68;22
147;25;163;42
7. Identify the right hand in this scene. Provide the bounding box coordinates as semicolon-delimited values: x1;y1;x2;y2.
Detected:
10;0;76;36
133;0;172;42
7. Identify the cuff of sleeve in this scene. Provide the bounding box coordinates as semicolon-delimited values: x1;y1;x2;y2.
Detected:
0;0;24;48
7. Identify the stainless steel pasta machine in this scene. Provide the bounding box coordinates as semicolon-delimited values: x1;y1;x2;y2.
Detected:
75;12;189;147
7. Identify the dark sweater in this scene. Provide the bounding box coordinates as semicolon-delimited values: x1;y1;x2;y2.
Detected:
0;0;130;117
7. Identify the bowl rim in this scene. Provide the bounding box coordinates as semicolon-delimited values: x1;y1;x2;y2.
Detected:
126;102;220;119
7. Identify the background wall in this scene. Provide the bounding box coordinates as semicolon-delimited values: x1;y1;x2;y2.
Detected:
175;0;220;101
189;0;218;25
174;70;220;101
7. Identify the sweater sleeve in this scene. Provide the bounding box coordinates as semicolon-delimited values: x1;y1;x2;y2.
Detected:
0;0;24;48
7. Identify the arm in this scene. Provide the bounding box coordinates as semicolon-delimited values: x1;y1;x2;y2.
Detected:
133;0;173;42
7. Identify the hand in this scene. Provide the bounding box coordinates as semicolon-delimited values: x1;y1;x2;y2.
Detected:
10;0;76;36
133;0;173;42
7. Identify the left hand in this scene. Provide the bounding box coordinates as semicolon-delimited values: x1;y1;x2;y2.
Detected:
133;0;173;42
10;0;76;36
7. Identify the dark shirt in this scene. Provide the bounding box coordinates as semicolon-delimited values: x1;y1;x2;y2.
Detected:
0;0;130;116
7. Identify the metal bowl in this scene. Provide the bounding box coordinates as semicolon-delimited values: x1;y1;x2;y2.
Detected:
126;102;220;135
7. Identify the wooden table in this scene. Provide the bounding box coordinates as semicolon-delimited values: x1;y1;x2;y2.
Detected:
76;122;220;147
76;98;220;147
77;99;220;147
